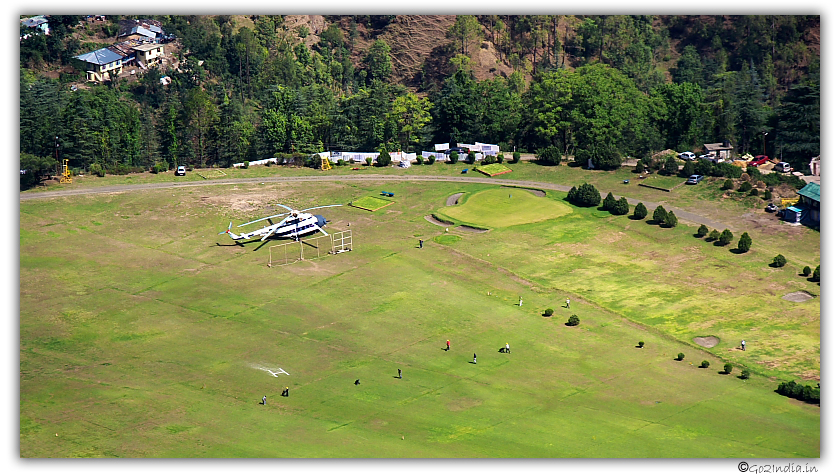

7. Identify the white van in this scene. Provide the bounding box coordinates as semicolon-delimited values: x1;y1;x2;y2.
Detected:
774;162;791;173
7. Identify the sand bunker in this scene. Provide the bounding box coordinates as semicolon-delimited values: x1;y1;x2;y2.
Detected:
782;291;815;302
425;215;454;226
693;336;720;348
446;193;465;206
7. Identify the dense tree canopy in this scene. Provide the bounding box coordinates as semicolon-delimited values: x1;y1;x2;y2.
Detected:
19;14;819;178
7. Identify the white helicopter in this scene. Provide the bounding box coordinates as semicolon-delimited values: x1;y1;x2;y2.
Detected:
220;204;342;242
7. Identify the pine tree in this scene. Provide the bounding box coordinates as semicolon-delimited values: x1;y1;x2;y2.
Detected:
603;192;617;212
697;224;709;237
737;232;752;253
719;229;734;245
665;210;678;228
614;197;630;215
653;205;667;224
633;202;648;220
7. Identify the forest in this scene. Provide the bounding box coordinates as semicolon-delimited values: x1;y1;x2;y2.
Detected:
19;14;819;186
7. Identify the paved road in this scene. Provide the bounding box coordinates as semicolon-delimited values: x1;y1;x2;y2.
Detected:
19;174;736;231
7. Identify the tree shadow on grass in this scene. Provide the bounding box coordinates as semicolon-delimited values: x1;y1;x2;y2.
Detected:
718;370;731;375
729;248;747;254
713;241;730;247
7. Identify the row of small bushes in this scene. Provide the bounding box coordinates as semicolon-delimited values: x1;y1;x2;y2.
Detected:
777;380;820;404
696;225;752;252
675;353;751;379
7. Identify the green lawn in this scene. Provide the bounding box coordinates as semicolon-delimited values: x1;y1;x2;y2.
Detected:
436;188;572;229
475;163;512;176
351;195;394;211
19;179;819;458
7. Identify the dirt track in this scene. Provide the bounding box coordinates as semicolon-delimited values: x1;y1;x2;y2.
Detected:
19;174;736;231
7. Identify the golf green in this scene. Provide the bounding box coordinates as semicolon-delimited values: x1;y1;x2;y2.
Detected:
436;188;572;229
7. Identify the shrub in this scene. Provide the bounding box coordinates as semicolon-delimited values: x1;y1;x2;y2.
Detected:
481;155;495;165
512;151;521;163
603;192;616;212
538;146;563;165
697;224;709;237
737;232;752;253
700;360;710;368
722;179;734;190
377;151;392;167
680;160;696;178
749;188;759;196
466;151;476;164
633;202;648;220
567;183;601;207
89;163;105;177
416;155;425;165
764;189;772;200
449;151;459;164
652;205;667;224
336;159;345;167
366;157;373;166
544;308;554;317
740;369;751;380
802;265;811;277
242;161;250;169
813;265;820;281
496;154;504;164
664;210;678;228
567;314;580;326
427;155;436;165
634;160;646;173
677;352;685;361
613;197;630;215
723;363;733;374
708;229;720;241
738;181;752;192
151;162;168;174
777;380;820;404
718;229;734;245
663;157;679;175
773;254;787;268
638;341;645;348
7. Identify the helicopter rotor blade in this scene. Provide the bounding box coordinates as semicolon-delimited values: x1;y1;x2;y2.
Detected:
237;212;290;228
300;204;343;212
275;204;294;212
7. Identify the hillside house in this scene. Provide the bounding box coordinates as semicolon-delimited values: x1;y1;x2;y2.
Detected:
20;15;49;39
703;140;734;161
131;43;165;68
74;47;125;82
796;182;820;224
118;19;164;43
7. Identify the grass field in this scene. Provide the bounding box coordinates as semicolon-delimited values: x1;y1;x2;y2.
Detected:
475;164;512;176
351;196;395;211
19;178;819;458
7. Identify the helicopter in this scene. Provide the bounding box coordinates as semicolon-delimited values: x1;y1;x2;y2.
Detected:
220;204;342;242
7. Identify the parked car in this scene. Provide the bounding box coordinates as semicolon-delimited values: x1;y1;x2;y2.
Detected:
700;154;717;162
748;155;770;167
774;162;791;173
444;147;470;156
175;165;186;176
679;151;696;160
686;174;704;185
766;203;779;213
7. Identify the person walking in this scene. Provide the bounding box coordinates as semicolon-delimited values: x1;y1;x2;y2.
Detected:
566;298;571;309
419;239;424;249
473;353;477;364
505;343;510;354
446;340;450;351
262;395;267;405
519;296;523;307
741;340;746;351
398;368;402;379
354;379;360;385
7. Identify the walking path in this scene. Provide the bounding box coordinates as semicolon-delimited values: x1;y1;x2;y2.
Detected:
19;174;735;231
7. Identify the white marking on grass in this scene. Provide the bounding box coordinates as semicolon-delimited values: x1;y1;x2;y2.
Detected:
250;363;290;377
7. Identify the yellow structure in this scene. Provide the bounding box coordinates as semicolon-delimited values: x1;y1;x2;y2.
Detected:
60;159;72;184
780;197;799;208
320;157;332;171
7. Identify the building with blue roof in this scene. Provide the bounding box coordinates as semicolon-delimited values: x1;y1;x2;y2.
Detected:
74;47;125;82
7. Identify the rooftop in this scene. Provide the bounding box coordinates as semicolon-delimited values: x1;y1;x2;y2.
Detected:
797;182;820;203
74;47;123;65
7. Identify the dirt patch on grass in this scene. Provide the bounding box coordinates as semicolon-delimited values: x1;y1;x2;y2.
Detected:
782;291;815;302
693;336;720;348
447;397;483;412
446;193;465;206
